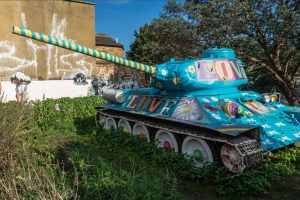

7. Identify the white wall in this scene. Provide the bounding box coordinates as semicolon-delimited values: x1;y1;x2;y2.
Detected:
1;80;92;102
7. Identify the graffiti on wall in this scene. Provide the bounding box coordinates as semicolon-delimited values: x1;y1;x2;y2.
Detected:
0;13;94;80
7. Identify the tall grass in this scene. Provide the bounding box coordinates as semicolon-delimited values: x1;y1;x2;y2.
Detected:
0;95;77;199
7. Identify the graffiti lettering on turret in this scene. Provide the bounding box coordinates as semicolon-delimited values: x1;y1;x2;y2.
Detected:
196;60;247;81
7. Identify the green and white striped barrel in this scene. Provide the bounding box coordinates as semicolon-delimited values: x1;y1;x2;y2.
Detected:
13;25;156;75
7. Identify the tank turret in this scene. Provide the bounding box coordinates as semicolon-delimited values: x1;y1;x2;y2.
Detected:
13;26;247;92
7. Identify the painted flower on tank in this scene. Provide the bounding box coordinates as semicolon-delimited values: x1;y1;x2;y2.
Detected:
202;98;210;103
172;98;204;121
211;97;218;102
188;65;195;73
161;69;167;76
212;113;221;119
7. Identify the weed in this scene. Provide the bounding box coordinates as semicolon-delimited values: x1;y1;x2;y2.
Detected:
0;97;77;199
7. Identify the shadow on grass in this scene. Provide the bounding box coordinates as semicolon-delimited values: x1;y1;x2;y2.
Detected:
53;125;182;200
74;116;97;135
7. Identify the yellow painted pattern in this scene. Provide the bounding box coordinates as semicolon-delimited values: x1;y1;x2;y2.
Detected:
71;43;76;51
35;33;40;40
145;65;149;73
14;26;21;35
25;30;32;38
51;37;56;45
58;39;62;47
130;61;135;69
88;48;93;56
65;42;69;49
43;34;48;43
100;52;105;59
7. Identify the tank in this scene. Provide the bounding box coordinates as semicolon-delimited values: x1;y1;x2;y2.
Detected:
13;25;300;173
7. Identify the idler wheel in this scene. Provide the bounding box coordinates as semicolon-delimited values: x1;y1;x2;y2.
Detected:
118;119;132;134
155;130;178;152
221;143;245;173
182;136;214;167
95;112;106;127
132;123;150;142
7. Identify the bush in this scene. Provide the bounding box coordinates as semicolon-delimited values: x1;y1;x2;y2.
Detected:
34;96;105;134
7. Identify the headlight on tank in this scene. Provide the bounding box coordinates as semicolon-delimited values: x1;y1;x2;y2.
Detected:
261;93;281;103
103;89;126;103
271;94;278;102
261;93;271;103
115;91;126;103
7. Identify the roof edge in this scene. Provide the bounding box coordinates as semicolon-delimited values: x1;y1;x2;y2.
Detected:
96;44;124;49
63;0;95;6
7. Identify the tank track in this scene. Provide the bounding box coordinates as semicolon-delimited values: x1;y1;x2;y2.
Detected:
96;108;263;171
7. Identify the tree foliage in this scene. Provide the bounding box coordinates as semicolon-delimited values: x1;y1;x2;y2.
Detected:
127;17;199;65
127;0;300;105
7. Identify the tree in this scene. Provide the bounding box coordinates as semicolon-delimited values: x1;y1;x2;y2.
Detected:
127;17;199;65
128;0;300;105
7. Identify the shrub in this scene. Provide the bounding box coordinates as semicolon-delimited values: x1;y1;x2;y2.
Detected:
0;97;76;199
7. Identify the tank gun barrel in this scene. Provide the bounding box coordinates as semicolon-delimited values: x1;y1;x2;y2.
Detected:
12;25;156;75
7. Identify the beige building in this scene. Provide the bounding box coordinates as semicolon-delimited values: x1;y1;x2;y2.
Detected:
0;0;96;80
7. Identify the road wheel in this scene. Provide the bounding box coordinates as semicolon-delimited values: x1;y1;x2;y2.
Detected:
182;136;214;167
155;129;178;152
132;123;150;142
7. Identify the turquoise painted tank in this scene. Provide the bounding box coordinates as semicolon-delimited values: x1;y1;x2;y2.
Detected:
13;26;300;173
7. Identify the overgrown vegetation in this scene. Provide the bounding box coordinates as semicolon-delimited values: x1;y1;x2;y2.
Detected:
1;96;300;199
0;97;76;199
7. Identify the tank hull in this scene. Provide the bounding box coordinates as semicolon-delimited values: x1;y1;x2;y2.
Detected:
93;87;298;172
99;87;300;151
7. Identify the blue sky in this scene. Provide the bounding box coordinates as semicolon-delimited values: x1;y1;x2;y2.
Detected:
89;0;167;53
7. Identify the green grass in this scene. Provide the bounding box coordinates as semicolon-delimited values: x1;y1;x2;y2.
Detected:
2;96;300;199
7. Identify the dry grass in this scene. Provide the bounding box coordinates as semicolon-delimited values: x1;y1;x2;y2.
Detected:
0;93;78;200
